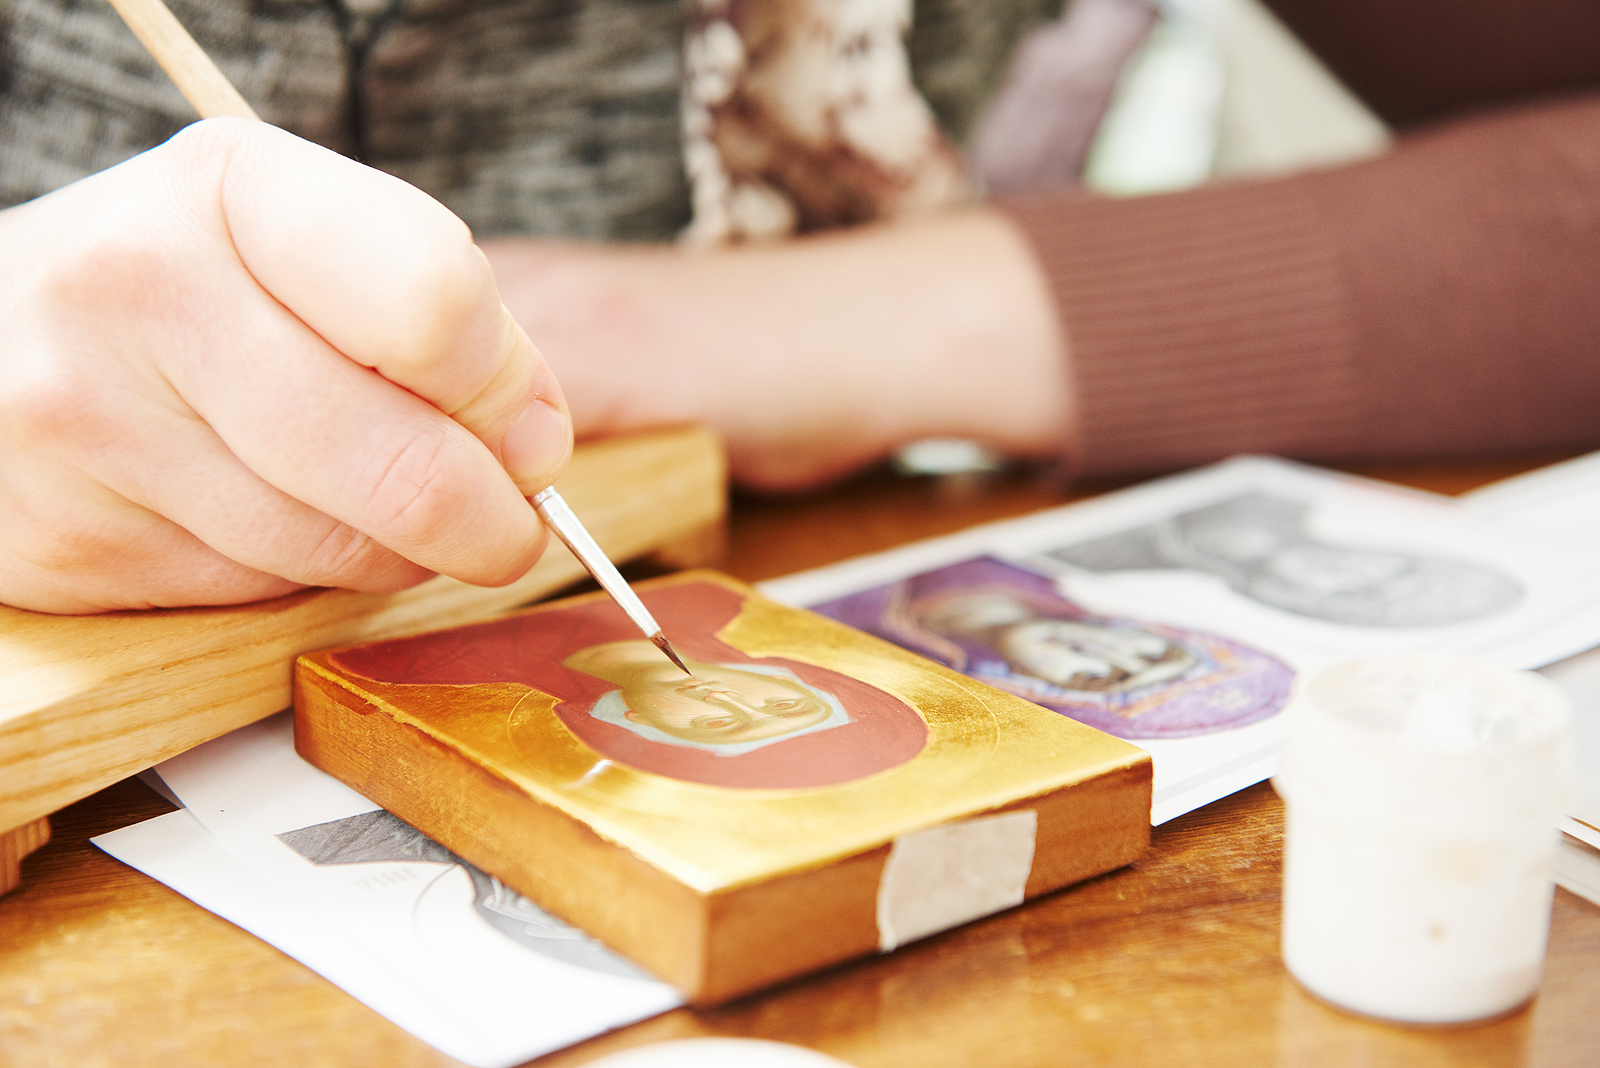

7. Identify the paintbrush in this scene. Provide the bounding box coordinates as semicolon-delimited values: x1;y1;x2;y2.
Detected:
103;0;693;676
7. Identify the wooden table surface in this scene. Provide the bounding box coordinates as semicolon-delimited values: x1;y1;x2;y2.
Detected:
3;456;1597;1068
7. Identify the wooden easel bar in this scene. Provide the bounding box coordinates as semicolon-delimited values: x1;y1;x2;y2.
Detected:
0;427;726;837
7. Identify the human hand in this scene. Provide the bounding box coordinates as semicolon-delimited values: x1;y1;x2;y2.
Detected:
481;208;1068;492
0;119;572;613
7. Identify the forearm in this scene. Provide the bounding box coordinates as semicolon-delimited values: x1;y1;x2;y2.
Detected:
1002;92;1600;477
483;207;1070;490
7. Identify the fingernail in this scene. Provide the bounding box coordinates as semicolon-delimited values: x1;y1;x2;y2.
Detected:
501;398;573;492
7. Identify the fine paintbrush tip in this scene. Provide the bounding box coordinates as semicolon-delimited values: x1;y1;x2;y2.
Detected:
651;632;693;676
531;486;690;676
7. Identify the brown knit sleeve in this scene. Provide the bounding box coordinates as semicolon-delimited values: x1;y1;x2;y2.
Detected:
998;92;1600;478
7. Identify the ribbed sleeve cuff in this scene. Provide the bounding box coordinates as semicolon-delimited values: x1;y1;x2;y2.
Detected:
999;177;1361;477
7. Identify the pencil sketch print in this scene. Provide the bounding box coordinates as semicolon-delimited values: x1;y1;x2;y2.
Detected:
813;557;1291;739
277;810;647;978
1050;492;1523;627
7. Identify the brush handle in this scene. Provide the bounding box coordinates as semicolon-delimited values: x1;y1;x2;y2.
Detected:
104;0;259;120
532;486;666;640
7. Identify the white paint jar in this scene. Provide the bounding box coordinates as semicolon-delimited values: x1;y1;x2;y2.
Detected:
1275;653;1573;1024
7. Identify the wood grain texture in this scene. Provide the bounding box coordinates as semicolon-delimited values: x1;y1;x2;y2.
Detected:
1;455;1595;1068
0;817;50;895
0;427;726;837
535;784;1600;1068
3;778;1595;1068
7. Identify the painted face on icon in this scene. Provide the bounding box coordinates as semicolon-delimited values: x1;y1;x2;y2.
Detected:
563;641;833;745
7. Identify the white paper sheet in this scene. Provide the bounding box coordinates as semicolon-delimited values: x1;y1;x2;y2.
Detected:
763;456;1600;824
92;808;501;1064
98;714;681;1068
1555;835;1600;908
1463;449;1600;539
1535;647;1600;851
1462;449;1600;851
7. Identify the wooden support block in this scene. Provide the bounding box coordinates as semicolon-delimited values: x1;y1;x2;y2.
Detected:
0;427;726;843
637;518;729;575
295;571;1153;1004
0;817;51;895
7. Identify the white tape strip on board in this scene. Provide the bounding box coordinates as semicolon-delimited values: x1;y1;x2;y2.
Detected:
875;810;1038;952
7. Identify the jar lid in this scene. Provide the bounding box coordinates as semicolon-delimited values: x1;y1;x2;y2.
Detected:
1274;653;1574;828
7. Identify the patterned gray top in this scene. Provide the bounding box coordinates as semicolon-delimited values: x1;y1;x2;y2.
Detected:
0;0;1061;239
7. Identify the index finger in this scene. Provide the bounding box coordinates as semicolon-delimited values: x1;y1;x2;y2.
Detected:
205;120;573;495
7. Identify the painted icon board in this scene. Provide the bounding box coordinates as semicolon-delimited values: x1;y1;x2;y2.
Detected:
293;570;1151;1004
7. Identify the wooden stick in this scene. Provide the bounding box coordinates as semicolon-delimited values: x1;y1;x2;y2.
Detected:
104;0;259;120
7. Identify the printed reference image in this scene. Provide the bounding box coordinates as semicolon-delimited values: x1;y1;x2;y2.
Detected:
1050;491;1523;627
812;557;1292;739
277;809;647;977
